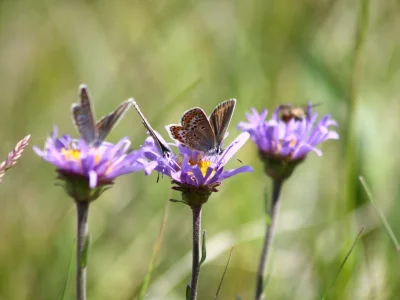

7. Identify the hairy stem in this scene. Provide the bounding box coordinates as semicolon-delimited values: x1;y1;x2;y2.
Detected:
255;180;283;300
190;205;202;300
76;201;89;300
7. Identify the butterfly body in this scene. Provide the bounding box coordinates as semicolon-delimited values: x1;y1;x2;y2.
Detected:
167;99;236;155
72;85;133;146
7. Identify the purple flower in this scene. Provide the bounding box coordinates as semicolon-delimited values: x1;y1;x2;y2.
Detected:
237;103;338;180
141;132;253;205
34;127;147;201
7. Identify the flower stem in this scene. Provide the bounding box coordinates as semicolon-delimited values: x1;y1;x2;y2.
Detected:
255;179;283;300
76;201;89;300
190;205;202;300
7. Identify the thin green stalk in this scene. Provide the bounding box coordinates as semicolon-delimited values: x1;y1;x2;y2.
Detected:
215;247;234;300
189;205;202;300
137;200;170;300
59;239;76;300
321;228;364;300
76;201;90;300
255;180;283;300
359;176;400;251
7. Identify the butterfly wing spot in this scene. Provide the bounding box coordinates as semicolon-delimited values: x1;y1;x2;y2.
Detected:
169;126;187;143
181;108;208;127
169;126;202;149
171;106;216;152
181;109;200;127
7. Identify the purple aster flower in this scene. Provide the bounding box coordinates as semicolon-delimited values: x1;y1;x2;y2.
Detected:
34;126;149;300
140;129;252;300
34;84;146;300
141;131;252;205
34;127;147;202
237;102;339;299
237;103;338;181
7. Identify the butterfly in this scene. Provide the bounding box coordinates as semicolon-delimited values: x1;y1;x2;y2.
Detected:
132;100;172;158
72;84;134;146
167;99;236;155
278;103;321;123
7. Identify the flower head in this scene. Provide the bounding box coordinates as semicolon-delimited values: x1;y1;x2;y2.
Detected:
237;103;338;181
141;132;253;206
34;127;147;202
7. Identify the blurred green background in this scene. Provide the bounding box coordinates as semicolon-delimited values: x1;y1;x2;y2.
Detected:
0;0;399;299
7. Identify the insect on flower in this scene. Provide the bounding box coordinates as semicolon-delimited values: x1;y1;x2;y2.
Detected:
167;99;236;156
278;103;322;123
72;84;134;146
141;131;252;205
34;127;148;201
132;100;173;158
238;103;338;181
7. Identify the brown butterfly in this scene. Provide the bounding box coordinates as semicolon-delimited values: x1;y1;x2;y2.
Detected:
166;99;236;155
72;84;133;145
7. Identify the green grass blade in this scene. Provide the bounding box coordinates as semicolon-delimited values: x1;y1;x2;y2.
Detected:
321;227;364;299
59;239;75;300
214;247;233;300
186;284;190;300
359;176;400;251
137;200;170;300
334;228;364;283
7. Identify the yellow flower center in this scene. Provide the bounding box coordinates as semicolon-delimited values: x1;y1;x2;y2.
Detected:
61;148;102;165
177;154;213;177
61;148;81;161
196;159;212;176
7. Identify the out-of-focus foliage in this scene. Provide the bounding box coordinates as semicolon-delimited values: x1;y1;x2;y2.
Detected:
0;0;399;299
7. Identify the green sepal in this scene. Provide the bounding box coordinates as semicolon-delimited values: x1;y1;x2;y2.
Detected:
80;234;90;268
259;151;305;181
56;170;113;202
181;189;211;206
199;230;207;267
186;284;191;300
169;199;188;205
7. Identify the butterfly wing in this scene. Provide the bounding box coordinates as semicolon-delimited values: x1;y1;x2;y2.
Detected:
167;108;216;152
72;85;97;144
132;101;172;157
209;99;236;146
95;99;134;143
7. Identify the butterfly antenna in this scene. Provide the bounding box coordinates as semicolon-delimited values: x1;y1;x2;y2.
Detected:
310;102;323;108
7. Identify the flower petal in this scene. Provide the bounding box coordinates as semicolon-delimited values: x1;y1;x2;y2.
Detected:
219;132;250;166
89;170;98;189
220;165;253;180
